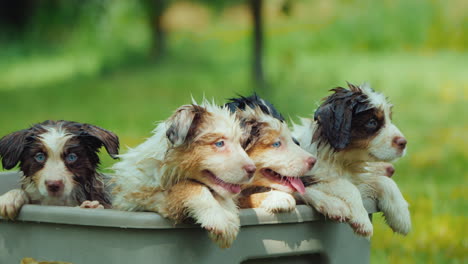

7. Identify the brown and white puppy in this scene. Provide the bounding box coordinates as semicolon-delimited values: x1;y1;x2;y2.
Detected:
293;83;411;236
0;120;119;220
226;95;316;213
111;100;256;248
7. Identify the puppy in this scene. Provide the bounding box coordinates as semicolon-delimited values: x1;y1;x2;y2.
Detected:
293;83;411;236
0;120;119;220
111;100;256;248
226;95;316;213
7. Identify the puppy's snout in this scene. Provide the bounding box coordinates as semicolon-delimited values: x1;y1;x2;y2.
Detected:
305;157;317;170
45;180;64;194
243;164;257;179
392;136;407;150
385;165;395;177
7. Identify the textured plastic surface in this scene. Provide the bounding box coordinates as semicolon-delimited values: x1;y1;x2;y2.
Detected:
0;172;375;264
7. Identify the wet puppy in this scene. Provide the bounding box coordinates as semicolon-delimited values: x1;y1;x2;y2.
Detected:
111;100;255;248
226;95;316;213
0;120;119;219
293;83;411;236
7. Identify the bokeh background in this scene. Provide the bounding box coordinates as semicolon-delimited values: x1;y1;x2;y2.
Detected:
0;0;466;263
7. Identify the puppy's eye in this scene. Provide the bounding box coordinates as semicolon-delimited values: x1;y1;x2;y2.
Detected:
34;152;46;163
366;118;378;129
214;141;225;148
272;141;281;148
66;153;78;163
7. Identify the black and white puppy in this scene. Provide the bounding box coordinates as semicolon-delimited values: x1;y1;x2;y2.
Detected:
293;83;411;237
0;120;119;219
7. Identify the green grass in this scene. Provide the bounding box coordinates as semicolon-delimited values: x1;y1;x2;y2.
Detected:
0;0;467;262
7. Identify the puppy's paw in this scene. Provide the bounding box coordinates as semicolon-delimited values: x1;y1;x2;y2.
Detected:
350;215;374;237
313;197;351;222
199;210;239;248
79;200;104;209
385;205;411;235
206;223;239;249
260;191;296;214
0;189;28;220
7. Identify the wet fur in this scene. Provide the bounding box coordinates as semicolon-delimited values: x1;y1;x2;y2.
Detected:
0;120;119;219
293;83;411;236
226;95;315;214
111;100;254;248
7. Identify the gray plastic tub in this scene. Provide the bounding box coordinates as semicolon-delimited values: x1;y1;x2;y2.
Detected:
0;172;376;264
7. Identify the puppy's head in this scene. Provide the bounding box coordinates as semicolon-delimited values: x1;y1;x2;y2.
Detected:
0;120;119;203
226;95;316;194
163;101;255;197
313;82;406;162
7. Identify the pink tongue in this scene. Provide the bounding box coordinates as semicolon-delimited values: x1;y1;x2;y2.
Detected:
229;184;242;194
287;177;305;194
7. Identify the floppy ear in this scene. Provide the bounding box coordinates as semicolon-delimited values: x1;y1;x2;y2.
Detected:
0;129;31;169
166;105;207;147
80;124;120;159
314;99;353;150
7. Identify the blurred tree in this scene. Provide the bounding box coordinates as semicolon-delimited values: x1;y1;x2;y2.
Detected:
141;0;271;88
249;0;264;88
0;0;35;39
191;0;267;88
143;0;169;59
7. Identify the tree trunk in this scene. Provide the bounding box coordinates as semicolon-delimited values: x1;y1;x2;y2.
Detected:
146;0;167;59
249;0;265;88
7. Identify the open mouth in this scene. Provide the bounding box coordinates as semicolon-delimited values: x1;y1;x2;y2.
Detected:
203;170;242;194
261;168;306;194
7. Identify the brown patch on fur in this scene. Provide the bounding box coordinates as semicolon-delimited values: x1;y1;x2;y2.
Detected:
164;180;204;223
238;186;271;208
241;128;282;189
161;142;205;188
238;192;271;209
193;133;224;145
246;128;280;158
122;186;163;211
345;108;385;150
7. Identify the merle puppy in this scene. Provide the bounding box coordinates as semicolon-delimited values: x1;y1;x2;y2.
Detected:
226;95;316;213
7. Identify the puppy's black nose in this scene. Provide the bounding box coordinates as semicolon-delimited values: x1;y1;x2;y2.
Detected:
45;180;64;194
306;157;317;170
392;136;407;150
243;164;257;179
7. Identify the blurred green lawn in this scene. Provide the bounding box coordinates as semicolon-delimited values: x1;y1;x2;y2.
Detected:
0;1;466;263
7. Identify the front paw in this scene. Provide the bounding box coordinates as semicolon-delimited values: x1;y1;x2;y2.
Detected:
260;192;296;214
314;197;351;222
0;190;28;220
206;223;239;249
199;211;240;248
349;214;374;237
386;205;411;235
79;200;104;209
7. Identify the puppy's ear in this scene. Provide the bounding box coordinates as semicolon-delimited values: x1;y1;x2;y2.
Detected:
80;124;120;159
166;105;207;146
314;101;353;150
0;129;31;169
